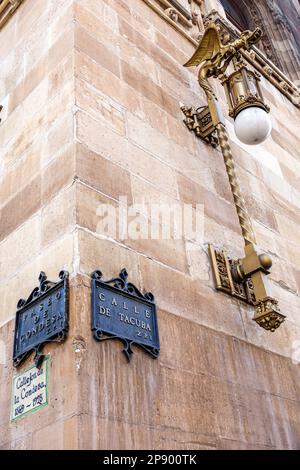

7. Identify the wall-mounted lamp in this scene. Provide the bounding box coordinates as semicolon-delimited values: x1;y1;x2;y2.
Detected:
181;23;285;332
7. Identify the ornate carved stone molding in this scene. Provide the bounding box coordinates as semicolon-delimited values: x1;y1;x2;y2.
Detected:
219;0;300;84
142;1;300;108
0;0;24;30
147;0;205;42
188;0;206;39
244;1;281;69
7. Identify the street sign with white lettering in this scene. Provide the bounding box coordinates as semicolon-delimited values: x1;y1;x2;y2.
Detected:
91;269;160;362
13;271;69;367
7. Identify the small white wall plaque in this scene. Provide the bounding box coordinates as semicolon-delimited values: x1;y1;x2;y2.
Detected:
11;355;49;421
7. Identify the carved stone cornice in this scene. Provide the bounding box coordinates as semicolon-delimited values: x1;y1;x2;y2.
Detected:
142;0;300;108
144;0;203;42
266;0;292;32
0;0;24;30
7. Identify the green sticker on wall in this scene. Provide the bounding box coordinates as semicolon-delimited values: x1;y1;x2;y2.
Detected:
11;355;49;421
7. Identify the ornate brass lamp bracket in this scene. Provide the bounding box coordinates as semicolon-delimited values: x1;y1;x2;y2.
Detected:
209;245;256;305
182;22;286;332
180;104;218;148
209;245;285;332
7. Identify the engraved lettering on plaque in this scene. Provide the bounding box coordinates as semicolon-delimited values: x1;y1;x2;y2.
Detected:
91;269;160;362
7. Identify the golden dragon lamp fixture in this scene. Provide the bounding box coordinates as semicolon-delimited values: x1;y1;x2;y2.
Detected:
181;23;285;332
182;23;272;146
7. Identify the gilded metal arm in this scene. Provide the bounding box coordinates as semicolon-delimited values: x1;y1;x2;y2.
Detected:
182;23;285;331
215;122;256;246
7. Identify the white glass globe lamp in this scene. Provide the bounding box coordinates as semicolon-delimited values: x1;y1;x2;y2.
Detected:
222;66;271;145
234;106;272;145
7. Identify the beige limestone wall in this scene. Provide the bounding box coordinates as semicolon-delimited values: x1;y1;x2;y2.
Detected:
0;0;299;449
0;0;77;448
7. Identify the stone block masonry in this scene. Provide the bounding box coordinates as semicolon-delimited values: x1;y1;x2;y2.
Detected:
0;0;299;449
